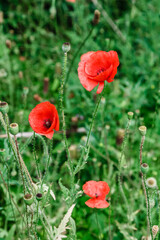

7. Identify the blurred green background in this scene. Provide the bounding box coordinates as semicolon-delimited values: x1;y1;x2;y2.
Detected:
0;0;160;239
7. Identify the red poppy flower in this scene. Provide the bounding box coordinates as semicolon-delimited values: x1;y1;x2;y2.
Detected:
83;181;110;208
78;51;119;94
29;101;59;139
66;0;76;2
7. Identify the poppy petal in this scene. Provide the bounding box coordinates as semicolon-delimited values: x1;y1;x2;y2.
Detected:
96;82;104;94
83;180;98;198
80;51;94;62
85;199;109;209
42;131;54;139
78;61;98;92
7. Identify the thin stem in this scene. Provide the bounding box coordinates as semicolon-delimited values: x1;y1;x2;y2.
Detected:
33;131;41;179
95;211;103;240
0;168;26;225
14;136;26;195
117;119;131;219
65;26;94;85
60;52;74;181
74;89;104;175
139;136;153;240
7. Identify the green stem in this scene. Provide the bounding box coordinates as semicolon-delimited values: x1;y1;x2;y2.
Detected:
65;26;94;85
33;132;41;180
60;52;74;182
118;119;131;219
139;136;153;240
74;89;104;175
95;211;103;240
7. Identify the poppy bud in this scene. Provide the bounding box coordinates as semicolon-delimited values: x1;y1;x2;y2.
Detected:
0;148;5;156
24;193;34;206
0;101;9;114
62;42;71;53
55;62;62;75
141;163;149;174
5;39;12;49
36;193;43;201
139;126;147;136
93;9;101;25
18;71;23;79
34;94;42;102
69;144;80;159
10;123;19;135
23;87;29;95
116;129;125;145
43;77;49;94
127;111;134;120
152;225;159;238
0;11;3;24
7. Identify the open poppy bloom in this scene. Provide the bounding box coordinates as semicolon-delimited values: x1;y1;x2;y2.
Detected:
78;51;119;94
83;181;110;208
29;102;59;139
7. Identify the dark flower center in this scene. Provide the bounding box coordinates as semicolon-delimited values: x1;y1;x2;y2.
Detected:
95;193;98;198
97;68;106;75
44;120;52;128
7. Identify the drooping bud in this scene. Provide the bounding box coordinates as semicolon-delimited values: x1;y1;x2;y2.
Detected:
62;42;71;53
139;126;147;136
116;129;125;145
34;94;42;102
24;193;34;206
36;193;43;201
152;225;159;238
43;77;49;94
127;111;134;120
0;101;9;114
93;9;100;25
141;163;149;174
10;123;19;135
5;39;12;49
18;71;23;79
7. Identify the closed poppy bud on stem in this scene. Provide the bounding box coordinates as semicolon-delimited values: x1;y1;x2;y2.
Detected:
10;123;19;135
141;163;149;174
34;94;42;102
23;87;29;95
62;42;71;53
139;126;147;136
36;193;43;201
93;9;100;25
0;101;9;114
5;39;12;49
127;111;134;120
24;193;34;206
43;77;49;94
0;12;3;24
152;225;159;238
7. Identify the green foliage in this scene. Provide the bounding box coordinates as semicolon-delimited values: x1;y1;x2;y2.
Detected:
0;0;160;239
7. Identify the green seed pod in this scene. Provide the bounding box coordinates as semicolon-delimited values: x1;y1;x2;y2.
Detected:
0;101;9;114
141;163;149;174
24;193;34;206
127;111;134;120
62;42;70;53
139;126;147;136
0;148;5;156
10;123;19;135
36;193;43;201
